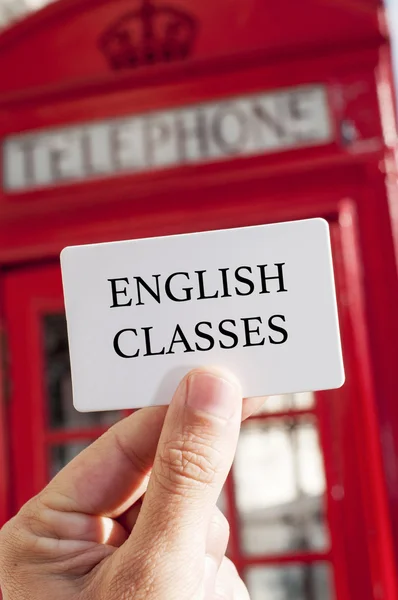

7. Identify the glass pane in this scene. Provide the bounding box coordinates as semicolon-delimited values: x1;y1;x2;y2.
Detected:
0;0;55;30
42;314;121;429
293;392;315;411
246;563;334;600
50;441;92;478
255;393;315;415
234;418;329;555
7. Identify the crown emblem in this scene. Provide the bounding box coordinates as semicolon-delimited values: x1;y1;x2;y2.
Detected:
99;0;198;70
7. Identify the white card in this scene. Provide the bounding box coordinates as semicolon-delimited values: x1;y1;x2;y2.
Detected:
61;219;345;412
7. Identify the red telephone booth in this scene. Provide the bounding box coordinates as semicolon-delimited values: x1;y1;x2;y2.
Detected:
1;0;398;598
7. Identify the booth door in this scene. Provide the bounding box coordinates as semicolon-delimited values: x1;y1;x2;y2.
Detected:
1;221;387;600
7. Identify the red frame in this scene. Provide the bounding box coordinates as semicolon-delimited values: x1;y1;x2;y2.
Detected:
1;0;398;597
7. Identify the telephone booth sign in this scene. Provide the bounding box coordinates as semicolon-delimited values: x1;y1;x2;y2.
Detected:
1;0;398;598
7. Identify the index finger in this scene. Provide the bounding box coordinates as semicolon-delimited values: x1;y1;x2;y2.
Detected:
40;405;167;517
39;387;263;518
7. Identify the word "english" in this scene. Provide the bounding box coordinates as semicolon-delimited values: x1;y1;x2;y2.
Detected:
108;263;287;307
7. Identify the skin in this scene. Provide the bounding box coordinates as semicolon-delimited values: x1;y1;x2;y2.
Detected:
0;367;264;599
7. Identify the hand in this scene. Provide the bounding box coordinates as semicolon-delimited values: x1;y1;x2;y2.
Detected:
0;368;262;599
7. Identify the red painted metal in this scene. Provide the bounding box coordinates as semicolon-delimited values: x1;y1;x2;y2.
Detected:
0;312;9;527
0;0;383;99
3;266;62;504
337;201;398;597
223;472;244;574
45;428;109;444
245;409;315;421
316;215;398;599
242;553;332;566
0;0;397;598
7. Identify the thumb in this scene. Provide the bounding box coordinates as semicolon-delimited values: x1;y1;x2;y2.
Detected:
120;367;242;595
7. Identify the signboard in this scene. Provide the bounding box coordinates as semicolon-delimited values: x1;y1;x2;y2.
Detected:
61;219;344;411
3;85;332;192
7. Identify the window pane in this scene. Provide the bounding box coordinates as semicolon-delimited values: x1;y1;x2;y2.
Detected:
234;419;329;555
255;393;315;415
42;314;121;429
293;392;315;411
50;441;92;478
0;0;55;30
246;563;334;600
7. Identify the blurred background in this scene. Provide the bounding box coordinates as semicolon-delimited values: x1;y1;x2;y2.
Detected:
0;1;398;599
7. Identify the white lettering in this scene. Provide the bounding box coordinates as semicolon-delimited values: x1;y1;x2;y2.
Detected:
3;85;332;192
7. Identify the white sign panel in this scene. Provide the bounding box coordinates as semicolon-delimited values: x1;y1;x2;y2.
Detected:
61;219;344;412
3;85;332;192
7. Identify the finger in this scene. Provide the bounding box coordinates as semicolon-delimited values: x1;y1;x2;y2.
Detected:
22;500;129;547
241;396;265;420
117;497;144;533
40;406;167;518
206;508;230;566
213;557;235;599
39;389;256;521
126;368;242;586
213;558;249;600
233;575;251;600
204;508;230;598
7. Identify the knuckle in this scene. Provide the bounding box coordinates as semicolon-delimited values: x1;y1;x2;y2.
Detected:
215;557;243;599
0;522;12;570
0;498;53;566
224;556;239;576
109;427;149;475
213;593;230;600
16;498;50;544
219;556;239;581
0;516;26;566
158;430;222;492
210;509;230;542
212;507;229;531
